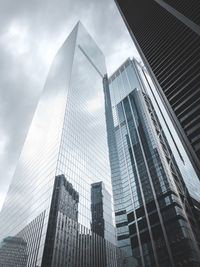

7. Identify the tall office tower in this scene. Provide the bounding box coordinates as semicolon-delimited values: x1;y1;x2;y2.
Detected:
0;22;117;267
104;58;200;267
114;0;200;178
0;236;28;267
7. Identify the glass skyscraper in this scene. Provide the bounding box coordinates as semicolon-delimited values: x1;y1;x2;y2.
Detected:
104;58;200;267
0;22;119;266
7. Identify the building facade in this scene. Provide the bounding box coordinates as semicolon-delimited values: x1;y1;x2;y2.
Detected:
0;236;28;267
115;0;200;178
104;58;200;267
0;22;117;266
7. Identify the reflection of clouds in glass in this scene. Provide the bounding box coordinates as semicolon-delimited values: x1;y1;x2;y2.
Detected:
21;91;65;160
77;22;106;76
86;91;104;113
0;193;6;212
52;24;115;241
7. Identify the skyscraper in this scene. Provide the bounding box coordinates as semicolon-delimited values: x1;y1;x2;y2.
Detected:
0;22;117;266
104;58;200;267
114;0;200;178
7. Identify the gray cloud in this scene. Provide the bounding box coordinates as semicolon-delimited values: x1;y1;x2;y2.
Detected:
0;0;139;209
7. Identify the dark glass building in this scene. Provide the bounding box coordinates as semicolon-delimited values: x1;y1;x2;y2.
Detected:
0;22;119;266
104;58;200;267
114;0;200;178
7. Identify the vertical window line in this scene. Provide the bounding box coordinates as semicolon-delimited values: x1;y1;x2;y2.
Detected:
138;60;184;164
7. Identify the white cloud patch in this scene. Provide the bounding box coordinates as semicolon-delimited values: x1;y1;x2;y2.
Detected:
2;21;29;56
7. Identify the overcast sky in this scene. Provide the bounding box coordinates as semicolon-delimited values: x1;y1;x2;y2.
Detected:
0;0;140;210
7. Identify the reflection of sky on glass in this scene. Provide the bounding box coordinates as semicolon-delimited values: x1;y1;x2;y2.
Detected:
109;59;141;106
55;24;115;241
77;23;106;77
0;22;116;252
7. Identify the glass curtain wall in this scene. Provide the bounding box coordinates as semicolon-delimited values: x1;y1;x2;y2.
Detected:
0;22;117;267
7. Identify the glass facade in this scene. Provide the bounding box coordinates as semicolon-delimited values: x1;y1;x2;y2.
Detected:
105;58;200;267
0;22;119;266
